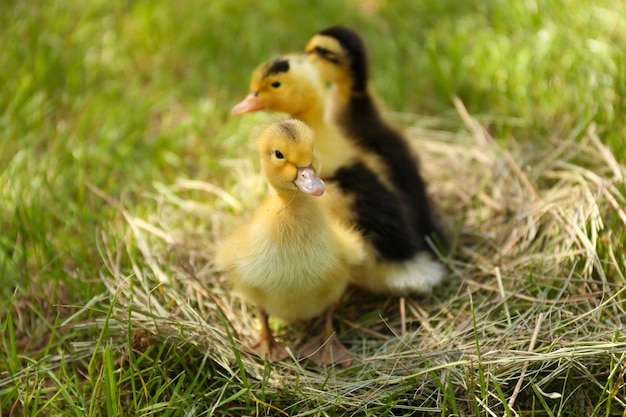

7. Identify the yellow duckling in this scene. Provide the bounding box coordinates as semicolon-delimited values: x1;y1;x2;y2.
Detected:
216;119;363;366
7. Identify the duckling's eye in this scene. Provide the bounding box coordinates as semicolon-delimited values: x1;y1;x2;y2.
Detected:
274;150;284;159
315;46;332;57
315;46;329;55
315;46;340;64
271;81;281;88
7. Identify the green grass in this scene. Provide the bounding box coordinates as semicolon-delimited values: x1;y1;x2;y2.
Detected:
2;0;626;415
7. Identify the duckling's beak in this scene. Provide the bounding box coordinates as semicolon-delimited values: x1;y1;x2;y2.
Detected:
231;93;265;115
294;166;325;196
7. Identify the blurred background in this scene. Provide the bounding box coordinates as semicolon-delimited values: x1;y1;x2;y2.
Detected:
1;1;625;414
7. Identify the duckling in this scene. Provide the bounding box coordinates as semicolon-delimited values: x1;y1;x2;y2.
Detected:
305;25;447;288
215;119;363;366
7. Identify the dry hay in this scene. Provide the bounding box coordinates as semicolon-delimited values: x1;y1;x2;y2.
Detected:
97;100;626;413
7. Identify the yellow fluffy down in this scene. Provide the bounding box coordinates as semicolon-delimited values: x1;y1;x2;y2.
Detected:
216;120;364;321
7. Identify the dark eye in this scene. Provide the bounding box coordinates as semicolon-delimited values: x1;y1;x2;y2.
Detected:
274;150;284;159
315;46;333;58
315;46;328;54
315;46;340;64
271;81;281;88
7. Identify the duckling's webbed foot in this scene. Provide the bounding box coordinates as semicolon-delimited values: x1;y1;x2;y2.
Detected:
298;332;352;367
298;307;352;367
246;309;289;362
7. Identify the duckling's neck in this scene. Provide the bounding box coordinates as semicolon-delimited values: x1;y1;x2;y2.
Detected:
277;187;324;210
329;71;354;99
275;188;310;206
328;83;353;110
293;99;325;128
270;190;326;231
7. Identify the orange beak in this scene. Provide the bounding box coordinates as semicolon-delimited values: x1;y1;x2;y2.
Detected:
231;93;266;116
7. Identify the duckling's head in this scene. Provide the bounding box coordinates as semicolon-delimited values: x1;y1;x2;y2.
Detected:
257;119;325;196
232;56;325;119
305;25;368;93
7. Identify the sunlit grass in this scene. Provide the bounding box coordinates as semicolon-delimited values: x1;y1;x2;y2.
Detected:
1;0;625;415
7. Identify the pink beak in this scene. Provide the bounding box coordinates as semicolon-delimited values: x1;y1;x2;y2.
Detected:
294;166;325;196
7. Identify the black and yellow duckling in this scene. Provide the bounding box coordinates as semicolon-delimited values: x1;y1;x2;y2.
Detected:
305;26;448;332
305;25;447;287
215;119;363;366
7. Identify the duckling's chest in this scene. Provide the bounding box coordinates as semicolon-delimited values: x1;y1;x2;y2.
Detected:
238;204;338;291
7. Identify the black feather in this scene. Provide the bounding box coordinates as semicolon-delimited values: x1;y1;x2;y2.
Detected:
317;25;368;92
317;26;447;250
329;162;422;261
263;59;290;77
